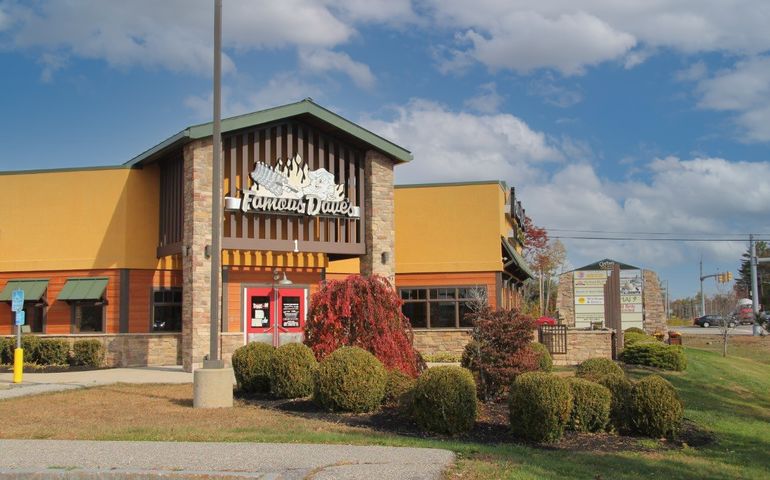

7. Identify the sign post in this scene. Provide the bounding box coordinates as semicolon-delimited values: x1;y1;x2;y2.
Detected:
11;289;24;383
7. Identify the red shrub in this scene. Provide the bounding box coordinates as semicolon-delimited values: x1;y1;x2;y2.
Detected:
304;275;421;377
461;307;538;400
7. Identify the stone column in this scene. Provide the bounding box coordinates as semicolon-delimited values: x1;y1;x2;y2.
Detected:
557;271;575;326
361;150;395;283
642;269;668;337
182;138;214;372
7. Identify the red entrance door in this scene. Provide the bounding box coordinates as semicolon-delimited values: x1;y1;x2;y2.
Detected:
245;287;305;346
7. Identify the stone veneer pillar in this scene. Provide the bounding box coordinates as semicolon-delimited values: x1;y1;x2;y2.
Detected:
642;269;668;337
182;138;214;372
557;271;575;326
361;150;395;283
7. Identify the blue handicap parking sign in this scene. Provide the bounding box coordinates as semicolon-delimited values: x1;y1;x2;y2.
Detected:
15;310;25;326
11;289;24;312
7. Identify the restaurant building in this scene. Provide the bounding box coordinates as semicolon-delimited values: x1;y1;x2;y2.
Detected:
0;100;531;369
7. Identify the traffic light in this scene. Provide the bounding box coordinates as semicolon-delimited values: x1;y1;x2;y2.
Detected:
726;271;733;282
717;273;725;283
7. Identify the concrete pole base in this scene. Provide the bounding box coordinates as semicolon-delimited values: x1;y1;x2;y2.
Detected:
193;366;234;408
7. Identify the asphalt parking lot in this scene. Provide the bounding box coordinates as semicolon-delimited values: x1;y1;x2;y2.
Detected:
675;324;754;336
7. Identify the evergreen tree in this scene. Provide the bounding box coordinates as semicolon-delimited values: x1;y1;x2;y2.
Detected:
735;241;770;309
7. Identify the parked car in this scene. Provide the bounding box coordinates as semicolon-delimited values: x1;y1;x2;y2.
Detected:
693;315;736;328
536;316;557;326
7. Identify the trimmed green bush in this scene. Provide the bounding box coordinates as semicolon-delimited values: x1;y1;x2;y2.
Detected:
36;339;70;365
596;373;634;433
567;378;611;432
629;375;684;438
270;343;317;399
0;337;15;364
411;366;477;435
70;339;104;368
624;331;657;347
20;335;42;364
620;342;687;371
231;342;275;393
383;369;416;408
509;372;572;443
576;357;623;381
624;327;646;335
530;342;553;373
314;346;387;412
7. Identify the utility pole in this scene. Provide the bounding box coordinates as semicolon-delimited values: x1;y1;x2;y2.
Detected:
700;256;705;316
750;234;759;317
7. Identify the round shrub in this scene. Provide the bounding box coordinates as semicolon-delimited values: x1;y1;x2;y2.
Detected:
620;343;687;371
629;375;684;438
270;343;317;399
36;339;70;365
624;331;657;347
20;335;42;364
567;378;611;433
624;327;646;335
383;369;416;408
576;358;623;381
231;342;274;393
314;346;387;412
411;366;477;435
70;339;104;368
530;342;553;373
596;374;634;433
0;337;16;364
509;372;572;443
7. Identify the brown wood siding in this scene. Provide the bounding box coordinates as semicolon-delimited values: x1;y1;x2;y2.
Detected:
224;267;323;333
158;152;184;253
395;272;499;309
128;269;182;333
222;121;365;256
0;270;121;335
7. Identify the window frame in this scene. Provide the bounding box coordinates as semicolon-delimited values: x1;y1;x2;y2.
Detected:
71;300;106;334
150;287;183;333
399;285;488;330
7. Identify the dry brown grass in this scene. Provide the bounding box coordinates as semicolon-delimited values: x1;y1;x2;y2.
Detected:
0;383;378;443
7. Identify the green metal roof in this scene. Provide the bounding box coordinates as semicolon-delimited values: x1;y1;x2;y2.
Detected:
125;98;413;167
58;277;108;301
502;237;534;280
0;279;49;302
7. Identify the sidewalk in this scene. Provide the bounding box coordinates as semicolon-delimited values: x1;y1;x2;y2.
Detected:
0;366;195;400
0;439;454;479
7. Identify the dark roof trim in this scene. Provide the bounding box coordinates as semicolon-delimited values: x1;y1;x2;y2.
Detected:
571;258;640;272
126;99;412;167
396;180;508;190
0;165;131;176
501;236;534;280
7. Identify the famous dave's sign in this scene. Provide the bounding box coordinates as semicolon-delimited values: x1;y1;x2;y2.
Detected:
224;154;360;218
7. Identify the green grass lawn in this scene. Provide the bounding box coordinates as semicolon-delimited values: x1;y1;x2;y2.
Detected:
2;346;768;479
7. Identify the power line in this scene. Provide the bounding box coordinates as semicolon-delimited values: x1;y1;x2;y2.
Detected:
548;228;770;236
551;235;770;242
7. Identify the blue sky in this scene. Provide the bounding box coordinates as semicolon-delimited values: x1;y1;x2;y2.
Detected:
1;0;769;300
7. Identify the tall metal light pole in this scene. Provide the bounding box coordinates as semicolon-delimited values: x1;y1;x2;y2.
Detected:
700;256;705;316
750;234;759;316
210;0;223;364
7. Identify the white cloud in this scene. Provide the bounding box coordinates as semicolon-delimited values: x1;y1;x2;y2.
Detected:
696;56;770;142
675;61;708;82
298;49;376;89
184;73;323;120
527;74;583;108
428;1;770;74
364;99;563;185
369;99;770;269
464;82;504;113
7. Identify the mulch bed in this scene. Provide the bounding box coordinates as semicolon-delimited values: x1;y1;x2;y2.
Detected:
236;392;715;452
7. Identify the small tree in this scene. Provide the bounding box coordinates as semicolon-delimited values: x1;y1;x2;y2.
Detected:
714;282;738;357
304;275;420;377
462;307;538;400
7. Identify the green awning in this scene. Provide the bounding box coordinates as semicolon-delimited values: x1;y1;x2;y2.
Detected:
58;277;108;301
0;279;49;302
502;237;535;280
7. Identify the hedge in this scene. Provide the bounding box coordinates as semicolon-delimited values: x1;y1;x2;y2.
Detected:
70;339;104;368
575;358;624;381
624;331;657;347
629;375;684;438
314;346;387;412
624;327;646;335
231;342;274;393
509;372;572;443
35;339;70;365
410;366;477;435
596;373;634;433
530;342;553;373
620;342;687;371
270;343;317;399
567;378;611;433
383;369;416;409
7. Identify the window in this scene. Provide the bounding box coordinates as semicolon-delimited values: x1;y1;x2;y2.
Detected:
152;288;182;332
74;302;104;333
399;286;487;329
23;303;45;333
